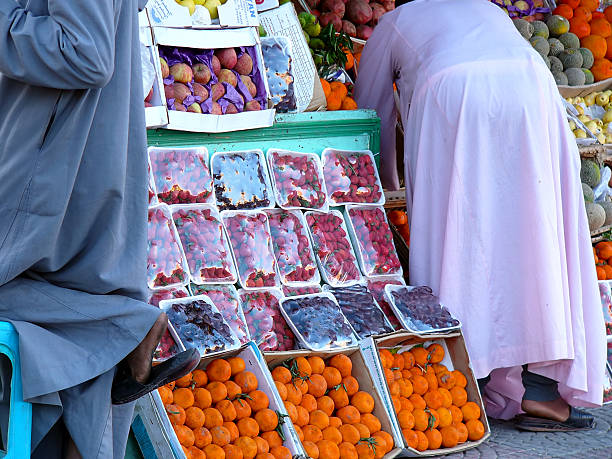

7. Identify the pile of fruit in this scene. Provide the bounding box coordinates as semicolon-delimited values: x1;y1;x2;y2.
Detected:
566;91;612;143
174;0;225;20
492;0;549;20
320;79;357;111
581;159;612;231
378;343;485;451
388;209;410;247
594;241;612;279
305;0;394;40
158;357;294;459
271;354;395;458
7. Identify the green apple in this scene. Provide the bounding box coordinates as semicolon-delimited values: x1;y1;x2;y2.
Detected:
584;93;597;106
175;0;196;14
204;0;221;19
597;93;610;106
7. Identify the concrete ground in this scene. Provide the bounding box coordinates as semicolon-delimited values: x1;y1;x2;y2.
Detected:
443;404;612;458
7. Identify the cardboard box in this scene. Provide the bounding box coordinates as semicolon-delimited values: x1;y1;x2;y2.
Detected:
153;26;276;132
150;343;306;459
265;347;403;459
140;14;170;128
360;330;491;457
146;0;259;29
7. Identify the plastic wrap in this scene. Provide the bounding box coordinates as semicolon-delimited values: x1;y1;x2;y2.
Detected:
147;204;189;290
279;293;358;350
366;276;405;330
345;205;402;278
159;294;240;356
384;285;461;333
171;204;237;284
323;284;394;338
239;288;295;351
223;211;280;289
261;37;297;113
267;149;328;211
148;163;157;205
282;284;323;296
322;148;385;206
305;210;362;286
599;281;612;336
190;284;250;345
266;209;320;286
147;287;189;362
212;150;275;211
148;147;214;205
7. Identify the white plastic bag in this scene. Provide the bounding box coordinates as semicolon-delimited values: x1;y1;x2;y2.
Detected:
594;166;611;203
141;42;155;98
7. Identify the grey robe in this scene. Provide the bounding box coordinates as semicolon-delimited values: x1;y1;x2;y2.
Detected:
0;1;161;457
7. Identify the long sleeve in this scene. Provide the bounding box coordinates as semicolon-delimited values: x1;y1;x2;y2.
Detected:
355;17;400;190
0;1;119;89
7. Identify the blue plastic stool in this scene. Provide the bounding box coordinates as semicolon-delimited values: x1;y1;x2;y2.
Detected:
0;322;32;458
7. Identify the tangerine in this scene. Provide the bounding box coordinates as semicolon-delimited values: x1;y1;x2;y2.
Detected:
322;426;343;445
237;417;260;437
193;427;212;448
193;388;212;410
303;440;320;458
233;398;253;419
323;367;343;388
425;428;442;450
359;413;381;433
339;424;360;445
304;424;324;443
185;406;206;429
296;405;310;427
204;444;226;459
175;424;196;447
255;436;270;453
403;429;418;449
307;374;328;398
300;393;317;412
308;356;326;375
461;402;481;421
440;425;458;448
329;354;353;377
339;442;357;459
206;382;228;403
207;359;232;382
216;399;237;422
174;388;195;409
351;392;375;414
235;436;258;459
175;373;193;388
248;390;270;412
415;431;428;451
310;409;331;430
271;367;291;384
223;444;244;459
317;439;340;459
466;419;485;441
337;406;361;425
235;371;258;393
261;431;283;448
255;409;278;432
204;408;224;429
192;370;209;388
397;409;415;429
210;425;232;447
270;445;292;459
158;386;173;405
296;357;312;378
317;395;336;416
456;422;468;443
228;357;246;376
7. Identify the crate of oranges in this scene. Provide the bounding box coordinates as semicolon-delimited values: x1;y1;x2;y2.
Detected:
152;342;306;459
265;349;402;459
362;332;489;456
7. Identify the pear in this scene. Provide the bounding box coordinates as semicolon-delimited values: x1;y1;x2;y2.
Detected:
568;119;576;130
573;104;584;115
597;93;610;106
586;120;600;133
574;129;587;138
204;0;221;19
574;96;585;105
584;93;597;106
597;133;606;143
578;114;591;123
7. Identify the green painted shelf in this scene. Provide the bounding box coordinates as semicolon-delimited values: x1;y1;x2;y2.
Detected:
147;109;381;166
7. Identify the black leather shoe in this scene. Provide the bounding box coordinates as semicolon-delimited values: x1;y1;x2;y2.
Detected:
514;406;595;432
111;348;200;405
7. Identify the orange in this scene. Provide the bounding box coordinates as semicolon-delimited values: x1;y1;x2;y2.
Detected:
293;378;309;395
216;399;237;422
304;424;324;443
307;374;328;398
248;390;270;412
192;369;208;388
605;5;612;22
303;440;320;458
207;359;232;382
414;431;428;451
344;49;355;70
338;406;361;425
339;442;358;459
425;428;442;450
378;349;393;369
175;373;193;388
188;446;206;459
391;396;402;414
233;398;253;419
235;436;258;459
397;410;415;429
317;395;336;416
285;401;298;424
175;424;196;447
436;407;453;428
255;409;278;432
225;381;242;400
308;356;326;375
193;388;212;410
570;18;591;39
255;436;269;453
424;372;439;391
204;444;227;459
400;397;414;412
235;371;258;393
451;371;467;388
409;394;426;411
329;81;348;99
437;370;456;390
326;92;342;111
271;366;291;384
411;347;429;366
159;386;173;405
383;369;394;386
591;18;612;38
411;375;428;395
341;97;358;111
223;444;244;459
377;431;394;453
323;367;343;389
237;417;260;437
261;431;282;449
424;389;443;410
320;79;331;99
204;408;224;429
455;422;468;443
329;354;353;377
210;425;231;447
592;58;612;81
354;441;375;459
579;0;599;12
296;405;310;427
360;414;381;433
310;409;331;430
185;407;206;429
295;357;312;377
426;344;445;364
322;426;343;445
575;6;593;22
194;427;212;449
559;0;579;7
274;381;287;401
466;419;485;441
582;34;608;59
388;381;400;397
450;387;467;407
438;387;453;408
399;379;413;398
553;4;574;19
461;402;481;422
339;424;360;445
449;405;463;424
225;422;240;442
329;416;342;429
412;409;428;431
207;382;228;404
293;425;304;442
371;434;388;458
285;383;303;405
440;425;458;448
401;351;415;369
300;393;317;412
354;423;371;439
228;357;246;376
428;408;440;429
174;388;195;409
270;446;291;459
403;429;418;449
351;392;375;414
317;439;340;459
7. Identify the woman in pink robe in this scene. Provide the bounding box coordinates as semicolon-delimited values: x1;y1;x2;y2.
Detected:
355;0;606;428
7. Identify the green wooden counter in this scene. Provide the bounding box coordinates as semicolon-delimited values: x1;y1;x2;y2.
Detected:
146;109;381;166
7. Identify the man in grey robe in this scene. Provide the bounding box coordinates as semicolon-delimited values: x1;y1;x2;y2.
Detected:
0;1;197;457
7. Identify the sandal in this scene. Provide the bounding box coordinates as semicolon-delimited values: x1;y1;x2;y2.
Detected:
111;348;200;405
514;406;595;432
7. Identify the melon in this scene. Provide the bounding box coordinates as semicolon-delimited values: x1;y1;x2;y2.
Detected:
581;159;601;188
600;200;612;226
550;55;564;73
578;47;594;69
532;20;550;39
559;49;584;69
559;32;580;49
530;36;550;57
565;67;586;86
582;68;595;84
583;183;595;202
546;15;570;37
554;71;569;85
514;18;534;39
586;202;606;230
548;38;564;57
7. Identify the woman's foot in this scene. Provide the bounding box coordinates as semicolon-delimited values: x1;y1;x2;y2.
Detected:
123;313;168;384
521;398;570;422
